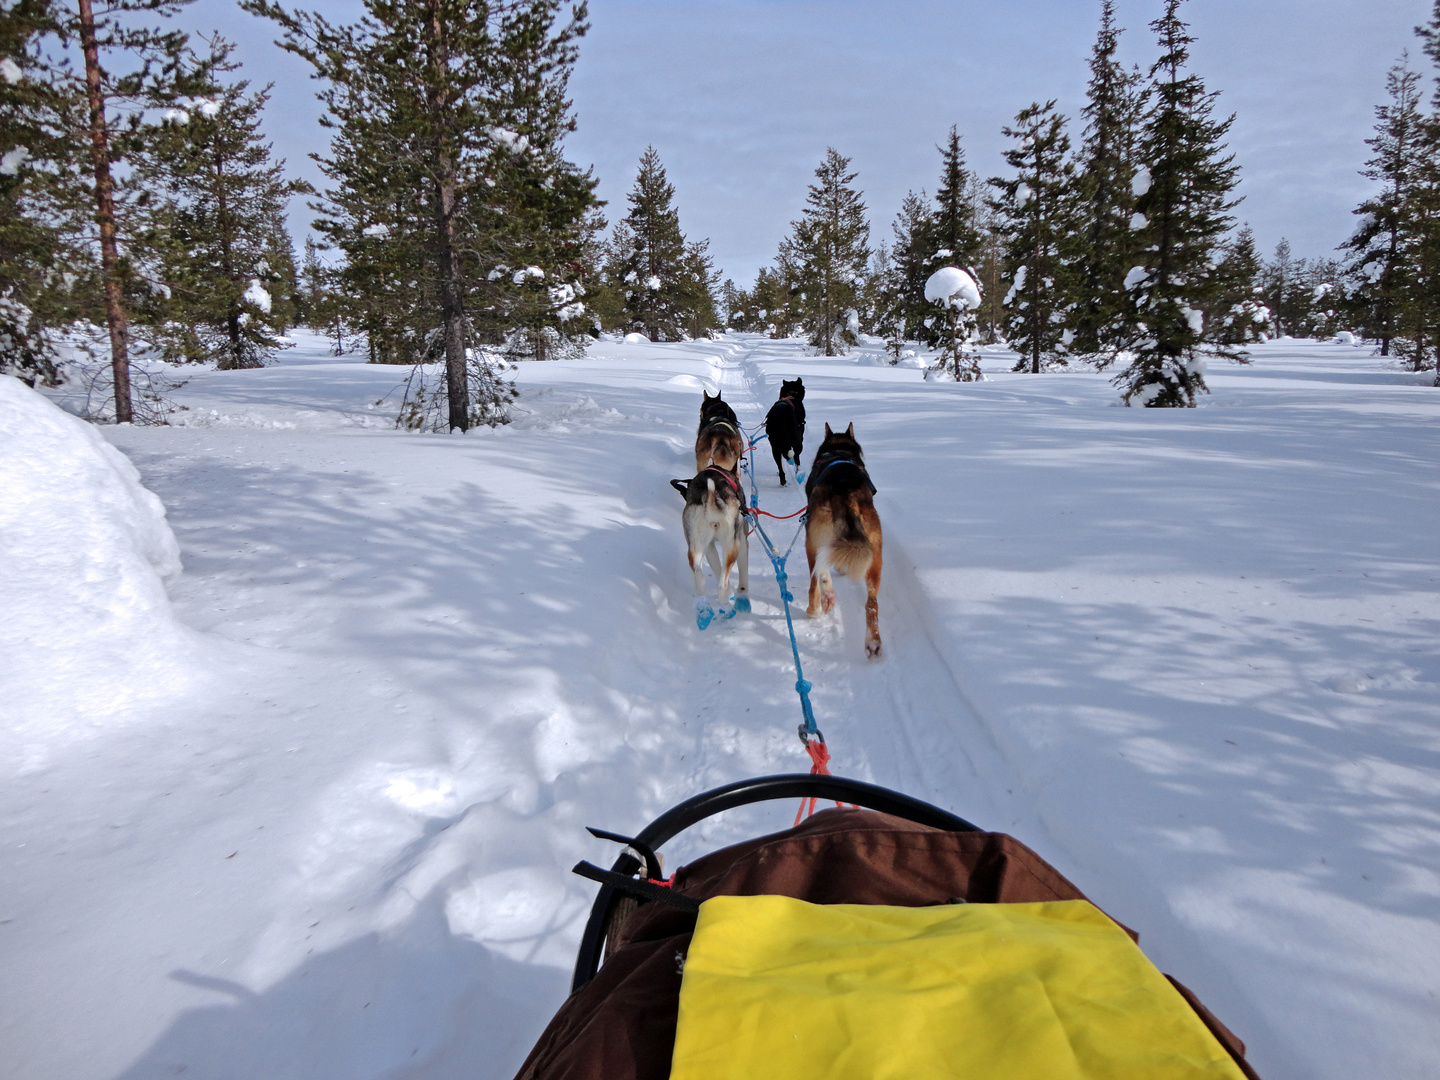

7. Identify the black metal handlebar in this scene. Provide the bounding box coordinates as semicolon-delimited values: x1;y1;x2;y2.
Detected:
570;773;979;992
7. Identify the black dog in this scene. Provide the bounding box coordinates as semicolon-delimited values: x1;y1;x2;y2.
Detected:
763;378;806;486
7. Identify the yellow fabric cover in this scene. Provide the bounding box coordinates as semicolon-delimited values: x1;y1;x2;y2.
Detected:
670;896;1247;1080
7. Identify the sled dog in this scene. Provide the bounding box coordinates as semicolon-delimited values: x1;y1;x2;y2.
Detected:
763;378;806;486
671;465;750;626
805;422;882;659
695;390;745;474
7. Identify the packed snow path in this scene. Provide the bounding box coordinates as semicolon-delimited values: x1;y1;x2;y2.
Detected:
3;333;1439;1080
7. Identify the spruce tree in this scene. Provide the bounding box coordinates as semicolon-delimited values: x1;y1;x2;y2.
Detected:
250;0;596;427
931;127;982;272
1210;224;1267;344
1404;3;1440;379
990;100;1079;374
144;48;307;368
0;0;71;386
1071;0;1145;361
1114;0;1243;407
1341;58;1424;357
618;146;687;340
780;147;870;355
885;189;934;345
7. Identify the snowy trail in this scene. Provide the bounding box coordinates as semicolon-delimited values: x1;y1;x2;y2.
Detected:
5;333;1440;1080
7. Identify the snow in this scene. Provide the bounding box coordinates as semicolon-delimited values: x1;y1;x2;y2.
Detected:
644;275;661;291
6;333;1440;1080
243;279;273;314
1004;265;1027;306
1132;165;1152;196
362;224;390;239
1334;331;1357;345
924;266;981;311
1125;265;1149;291
0;146;29;175
1182;306;1205;334
513;266;545;285
0;375;191;768
0;57;21;84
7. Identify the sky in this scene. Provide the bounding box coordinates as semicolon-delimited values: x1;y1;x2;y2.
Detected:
191;0;1436;287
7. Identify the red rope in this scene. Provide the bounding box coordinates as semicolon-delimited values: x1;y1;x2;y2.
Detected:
794;738;841;826
751;506;806;520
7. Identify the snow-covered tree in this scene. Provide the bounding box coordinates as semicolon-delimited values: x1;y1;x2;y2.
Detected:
881;189;934;346
1114;0;1244;407
991;100;1079;373
779;147;870;355
144;49;306;368
1071;0;1145;361
0;0;71;386
923;265;982;380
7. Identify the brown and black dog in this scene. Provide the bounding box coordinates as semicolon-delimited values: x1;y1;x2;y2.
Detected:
804;422;882;659
695;390;745;474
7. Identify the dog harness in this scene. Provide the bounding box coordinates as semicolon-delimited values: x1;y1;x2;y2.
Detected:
700;465;744;498
810;456;877;495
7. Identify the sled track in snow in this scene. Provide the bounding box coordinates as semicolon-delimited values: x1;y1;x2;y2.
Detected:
716;345;1033;831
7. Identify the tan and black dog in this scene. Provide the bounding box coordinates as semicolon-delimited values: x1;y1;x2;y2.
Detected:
694;390;745;474
804;423;882;659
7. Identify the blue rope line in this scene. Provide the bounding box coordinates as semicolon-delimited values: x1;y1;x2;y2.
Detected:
741;423;819;738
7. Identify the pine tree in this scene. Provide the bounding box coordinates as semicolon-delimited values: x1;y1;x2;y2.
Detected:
967;173;1007;342
1402;3;1440;379
1114;0;1244;407
1340;58;1424;357
618;146;687;340
1071;0;1145;361
250;0;596;427
143;47;307;368
884;189;934;345
990;100;1079;374
40;0;211;420
0;0;73;386
931;127;982;273
1209;224;1267;344
780;147;870;355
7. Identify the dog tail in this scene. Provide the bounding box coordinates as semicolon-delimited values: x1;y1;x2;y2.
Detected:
829;503;874;579
705;476;722;514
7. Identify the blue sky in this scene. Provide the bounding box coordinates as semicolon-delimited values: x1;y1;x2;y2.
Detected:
193;0;1435;286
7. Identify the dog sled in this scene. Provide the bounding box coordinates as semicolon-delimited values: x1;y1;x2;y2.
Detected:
513;774;1262;1080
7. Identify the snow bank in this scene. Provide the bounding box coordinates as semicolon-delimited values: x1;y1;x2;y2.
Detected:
0;376;194;763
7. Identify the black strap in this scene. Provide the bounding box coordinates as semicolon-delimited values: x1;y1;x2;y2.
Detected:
571;861;702;913
586;826;663;881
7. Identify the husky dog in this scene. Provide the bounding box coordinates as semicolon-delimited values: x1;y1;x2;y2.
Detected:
671;466;750;628
804;422;882;659
763;377;806;486
695;390;745;474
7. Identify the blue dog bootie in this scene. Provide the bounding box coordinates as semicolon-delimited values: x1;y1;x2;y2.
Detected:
732;594;751;615
694;595;716;631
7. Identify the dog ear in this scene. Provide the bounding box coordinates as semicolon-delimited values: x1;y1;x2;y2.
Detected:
845;422;854;437
824;422;832;437
703;389;713;401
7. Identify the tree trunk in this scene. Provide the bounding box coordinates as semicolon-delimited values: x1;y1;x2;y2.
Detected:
424;0;469;431
77;0;131;422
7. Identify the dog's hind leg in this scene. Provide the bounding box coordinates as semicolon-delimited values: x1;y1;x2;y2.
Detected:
733;519;750;613
771;440;787;486
863;550;882;658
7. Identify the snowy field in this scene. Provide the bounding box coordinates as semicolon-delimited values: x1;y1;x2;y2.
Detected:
3;331;1439;1080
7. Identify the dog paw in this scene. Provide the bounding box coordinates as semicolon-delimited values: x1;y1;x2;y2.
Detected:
732;595;751;614
694;596;715;631
821;592;836;614
866;638;882;660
